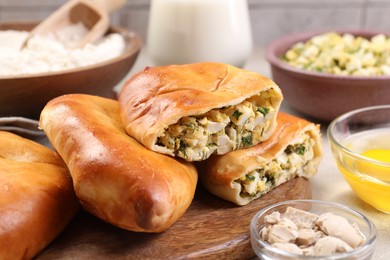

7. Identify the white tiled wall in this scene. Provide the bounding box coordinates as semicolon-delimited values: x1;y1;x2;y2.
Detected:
0;0;389;46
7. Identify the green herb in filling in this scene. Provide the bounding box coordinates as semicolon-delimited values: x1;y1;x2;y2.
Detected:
265;173;275;186
232;110;243;120
257;107;270;116
178;140;189;158
285;144;306;155
182;122;197;132
241;135;252;147
298;145;306;155
246;174;255;181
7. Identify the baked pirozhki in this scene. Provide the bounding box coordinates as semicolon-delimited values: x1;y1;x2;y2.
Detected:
39;94;198;233
0;131;79;259
119;62;283;162
199;113;323;206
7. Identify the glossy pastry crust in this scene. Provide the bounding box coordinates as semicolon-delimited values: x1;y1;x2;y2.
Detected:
39;94;198;233
119;62;283;161
0;131;79;259
200;113;323;206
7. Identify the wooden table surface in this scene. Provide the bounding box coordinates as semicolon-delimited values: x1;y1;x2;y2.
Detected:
38;178;311;259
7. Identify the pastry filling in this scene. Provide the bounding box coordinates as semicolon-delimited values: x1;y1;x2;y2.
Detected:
156;91;278;161
235;132;316;198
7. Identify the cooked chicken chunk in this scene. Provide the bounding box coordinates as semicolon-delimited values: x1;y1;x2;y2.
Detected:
284;207;319;229
316;212;365;248
265;218;299;244
313;236;353;256
260;207;366;257
264;211;282;225
296;229;324;247
273;243;303;255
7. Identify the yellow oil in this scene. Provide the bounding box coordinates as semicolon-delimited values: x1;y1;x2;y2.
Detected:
362;149;390;163
337;128;390;213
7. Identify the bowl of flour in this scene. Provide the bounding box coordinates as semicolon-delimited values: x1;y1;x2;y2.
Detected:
0;22;141;119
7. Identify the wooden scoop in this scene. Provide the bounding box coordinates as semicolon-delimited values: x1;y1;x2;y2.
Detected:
24;0;125;49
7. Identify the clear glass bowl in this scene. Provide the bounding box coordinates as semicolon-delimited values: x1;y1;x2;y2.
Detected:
250;200;376;260
327;105;390;213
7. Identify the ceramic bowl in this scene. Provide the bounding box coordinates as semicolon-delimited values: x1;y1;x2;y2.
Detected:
266;29;390;122
327;105;390;213
0;22;142;119
250;199;376;260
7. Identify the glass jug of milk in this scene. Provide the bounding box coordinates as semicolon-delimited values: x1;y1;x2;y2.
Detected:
147;0;252;67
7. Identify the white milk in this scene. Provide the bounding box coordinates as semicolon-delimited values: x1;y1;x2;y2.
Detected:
147;0;252;67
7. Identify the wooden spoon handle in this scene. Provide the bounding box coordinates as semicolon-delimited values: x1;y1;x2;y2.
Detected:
94;0;126;13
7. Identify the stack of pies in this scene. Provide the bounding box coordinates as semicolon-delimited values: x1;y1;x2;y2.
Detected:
117;62;323;206
0;62;323;258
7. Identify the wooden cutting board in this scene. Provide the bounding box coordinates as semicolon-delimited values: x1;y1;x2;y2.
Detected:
37;177;311;259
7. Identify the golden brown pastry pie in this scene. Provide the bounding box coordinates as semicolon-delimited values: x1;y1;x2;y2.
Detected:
119;62;283;161
39;94;198;233
199;113;323;206
0;131;79;259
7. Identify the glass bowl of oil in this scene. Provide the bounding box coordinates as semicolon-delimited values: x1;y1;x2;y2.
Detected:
327;105;390;213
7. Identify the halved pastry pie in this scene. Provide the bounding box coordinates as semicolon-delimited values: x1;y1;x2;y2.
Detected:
199;112;323;206
119;62;283;161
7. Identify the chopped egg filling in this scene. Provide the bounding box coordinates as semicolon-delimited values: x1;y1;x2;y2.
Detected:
157;92;277;161
283;32;390;76
235;132;315;198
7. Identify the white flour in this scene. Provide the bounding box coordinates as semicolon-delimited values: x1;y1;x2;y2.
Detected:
0;24;126;77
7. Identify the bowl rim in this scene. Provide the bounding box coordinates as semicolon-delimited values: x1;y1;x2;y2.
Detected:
327;104;390;169
250;199;377;259
0;21;142;80
265;28;390;81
